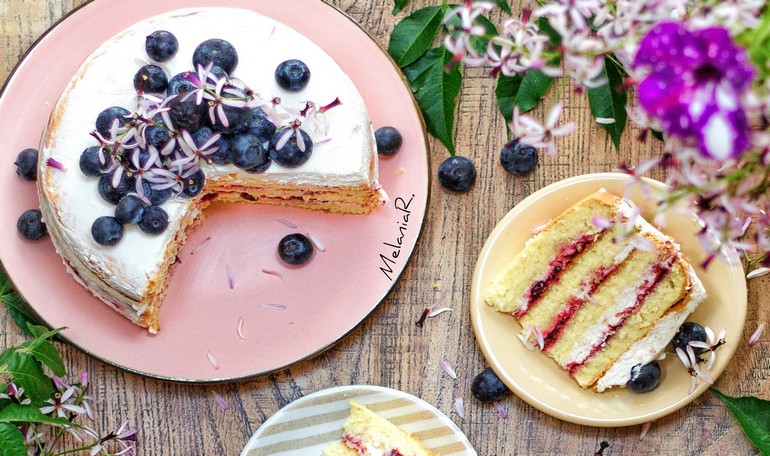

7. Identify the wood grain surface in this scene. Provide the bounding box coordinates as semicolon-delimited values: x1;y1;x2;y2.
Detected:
1;0;768;455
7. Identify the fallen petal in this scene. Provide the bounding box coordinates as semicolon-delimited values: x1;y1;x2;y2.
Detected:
749;323;765;347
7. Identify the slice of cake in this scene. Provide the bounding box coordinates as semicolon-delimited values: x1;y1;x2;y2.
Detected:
483;190;707;392
323;401;437;456
37;8;385;332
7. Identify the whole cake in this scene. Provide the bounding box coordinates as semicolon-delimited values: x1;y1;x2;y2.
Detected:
37;8;385;333
323;401;437;456
483;190;707;392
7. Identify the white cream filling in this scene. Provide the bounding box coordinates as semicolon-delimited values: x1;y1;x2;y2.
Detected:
38;8;379;309
596;263;707;391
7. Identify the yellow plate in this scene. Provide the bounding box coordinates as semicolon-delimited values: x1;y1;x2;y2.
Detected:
470;173;747;427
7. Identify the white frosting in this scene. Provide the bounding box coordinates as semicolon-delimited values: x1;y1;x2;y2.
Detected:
38;8;379;312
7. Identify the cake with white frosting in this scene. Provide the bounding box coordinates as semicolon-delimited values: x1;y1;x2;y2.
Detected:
37;8;385;333
483;190;707;392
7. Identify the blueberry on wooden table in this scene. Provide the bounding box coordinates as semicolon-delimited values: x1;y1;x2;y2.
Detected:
500;140;538;176
438;156;477;192
471;367;510;402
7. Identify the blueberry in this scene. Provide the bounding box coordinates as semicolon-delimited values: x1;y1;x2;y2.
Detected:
211;104;250;135
672;322;708;355
79;146;104;177
145;121;171;148
140;180;172;206
275;59;310;92
438;156;477;192
193;39;238;75
168;95;206;132
192;127;232;165
269;128;313;168
500;140;538;176
95;106;131;138
230;133;269;170
247;107;276;143
91;216;123;246
114;195;145;225
627;361;661;393
278;233;314;265
17;209;47;240
180;169;206;198
167;72;196;96
98;173;135;205
145;30;178;62
470;367;510;402
133;64;168;94
14;148;38;180
138;205;169;235
374;127;403;156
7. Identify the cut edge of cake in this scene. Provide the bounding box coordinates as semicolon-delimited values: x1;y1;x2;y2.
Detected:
483;189;708;392
322;401;438;456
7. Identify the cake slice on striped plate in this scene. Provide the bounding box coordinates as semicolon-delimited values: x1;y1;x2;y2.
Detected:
483;189;707;392
323;401;437;456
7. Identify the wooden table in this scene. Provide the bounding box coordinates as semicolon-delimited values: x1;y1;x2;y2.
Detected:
1;0;767;454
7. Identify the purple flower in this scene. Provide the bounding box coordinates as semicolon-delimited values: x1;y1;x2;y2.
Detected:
632;22;755;161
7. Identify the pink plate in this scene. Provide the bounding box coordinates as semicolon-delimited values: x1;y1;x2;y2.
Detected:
0;0;428;381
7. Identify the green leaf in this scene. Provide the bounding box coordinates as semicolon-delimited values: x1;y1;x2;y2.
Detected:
508;70;553;114
403;47;462;155
392;0;409;14
3;353;53;404
26;341;65;378
0;423;26;456
388;6;444;67
0;268;40;336
495;74;523;126
0;403;73;427
736;9;770;82
15;326;67;378
494;0;512;15
587;57;627;151
712;389;770;454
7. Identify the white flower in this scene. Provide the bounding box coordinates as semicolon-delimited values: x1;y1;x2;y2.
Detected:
510;103;577;156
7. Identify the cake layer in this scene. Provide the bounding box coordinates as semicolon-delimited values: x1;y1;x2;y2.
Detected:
323;401;437;456
484;190;619;316
37;8;385;332
483;190;707;392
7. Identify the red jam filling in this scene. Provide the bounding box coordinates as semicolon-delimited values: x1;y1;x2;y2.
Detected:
565;260;672;376
515;232;601;319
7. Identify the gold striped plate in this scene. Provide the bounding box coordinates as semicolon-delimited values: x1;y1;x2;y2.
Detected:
240;385;476;456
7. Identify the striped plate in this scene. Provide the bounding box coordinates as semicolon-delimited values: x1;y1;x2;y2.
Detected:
240;385;477;456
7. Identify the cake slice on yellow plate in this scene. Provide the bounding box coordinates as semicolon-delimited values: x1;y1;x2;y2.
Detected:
323;401;437;456
483;190;707;392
